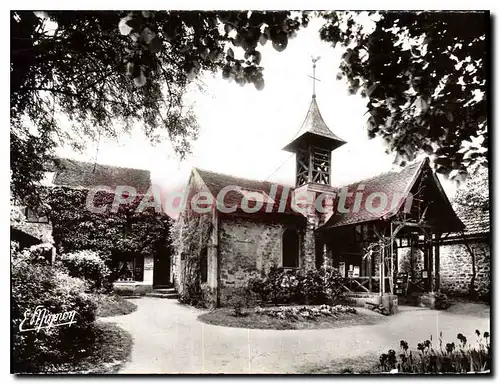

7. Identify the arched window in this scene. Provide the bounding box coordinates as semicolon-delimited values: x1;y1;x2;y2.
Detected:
282;229;299;268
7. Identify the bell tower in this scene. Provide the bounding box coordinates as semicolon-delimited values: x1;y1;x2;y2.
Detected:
282;58;346;187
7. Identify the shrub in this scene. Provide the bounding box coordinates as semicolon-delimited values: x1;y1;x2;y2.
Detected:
227;287;256;317
11;243;97;373
248;266;345;305
56;250;112;292
178;280;205;308
434;292;452;310
379;330;491;373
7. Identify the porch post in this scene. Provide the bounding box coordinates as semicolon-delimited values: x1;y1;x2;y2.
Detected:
428;234;434;293
390;223;394;295
380;239;385;296
409;234;414;281
368;258;373;292
434;233;441;291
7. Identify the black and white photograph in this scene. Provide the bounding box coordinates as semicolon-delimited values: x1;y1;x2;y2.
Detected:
8;5;491;375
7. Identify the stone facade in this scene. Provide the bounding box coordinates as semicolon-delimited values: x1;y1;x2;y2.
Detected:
217;217;302;306
439;239;490;299
396;238;490;300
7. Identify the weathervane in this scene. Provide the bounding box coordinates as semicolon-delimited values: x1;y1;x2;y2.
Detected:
308;56;321;98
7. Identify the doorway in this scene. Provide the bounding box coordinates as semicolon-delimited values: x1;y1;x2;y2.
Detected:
153;247;171;287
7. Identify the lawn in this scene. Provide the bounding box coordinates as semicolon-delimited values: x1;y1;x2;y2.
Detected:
302;355;382;374
198;304;387;330
40;322;133;374
93;293;138;317
446;298;490;318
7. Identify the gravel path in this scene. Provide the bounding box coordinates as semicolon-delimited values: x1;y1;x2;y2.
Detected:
101;297;490;374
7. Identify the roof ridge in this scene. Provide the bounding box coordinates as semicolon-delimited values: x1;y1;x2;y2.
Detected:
194;167;289;187
338;158;425;188
54;156;151;174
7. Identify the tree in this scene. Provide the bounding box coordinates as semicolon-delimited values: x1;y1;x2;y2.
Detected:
11;10;308;206
319;11;488;182
453;165;489;212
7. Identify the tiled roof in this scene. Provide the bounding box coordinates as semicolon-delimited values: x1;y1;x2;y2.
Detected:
282;97;346;152
453;205;490;237
320;158;465;233
49;158;151;194
194;168;300;216
320;160;425;229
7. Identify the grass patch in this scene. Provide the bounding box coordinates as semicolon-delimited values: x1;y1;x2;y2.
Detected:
93;293;138;317
198;305;387;330
39;321;133;374
446;299;490;318
302;355;382;374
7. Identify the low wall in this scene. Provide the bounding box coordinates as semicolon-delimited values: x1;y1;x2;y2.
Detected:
344;293;398;314
113;281;153;296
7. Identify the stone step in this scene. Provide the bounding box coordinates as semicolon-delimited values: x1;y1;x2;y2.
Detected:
146;291;179;299
154;284;174;289
153;288;177;294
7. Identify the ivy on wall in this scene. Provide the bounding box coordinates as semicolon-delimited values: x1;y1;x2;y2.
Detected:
45;186;171;259
170;211;212;306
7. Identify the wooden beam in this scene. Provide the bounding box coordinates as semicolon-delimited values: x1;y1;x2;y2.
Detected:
435;233;441;291
428;234;434;293
392;221;437;230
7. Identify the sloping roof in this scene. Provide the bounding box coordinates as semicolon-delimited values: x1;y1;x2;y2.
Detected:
320;158;464;233
282;97;346;152
320;160;425;229
194;168;300;216
453;205;490;237
49;158;151;194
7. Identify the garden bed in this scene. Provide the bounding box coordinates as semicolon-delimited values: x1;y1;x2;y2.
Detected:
93;293;138;317
198;304;387;330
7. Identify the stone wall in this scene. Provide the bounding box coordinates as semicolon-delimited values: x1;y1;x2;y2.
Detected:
439;239;490;299
396;238;490;300
218;217;301;306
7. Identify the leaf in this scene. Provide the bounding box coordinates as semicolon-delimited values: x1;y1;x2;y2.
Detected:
227;47;234;59
149;37;162;53
254;77;264;91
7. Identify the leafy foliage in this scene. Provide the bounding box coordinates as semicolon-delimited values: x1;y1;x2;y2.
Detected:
320;11;488;180
11;242;97;373
255;304;356;321
380;331;490;373
10;10;308;207
57;250;112;292
248;266;346;305
434;292;452;310
171;212;212;307
46;186;171;257
453;165;489;211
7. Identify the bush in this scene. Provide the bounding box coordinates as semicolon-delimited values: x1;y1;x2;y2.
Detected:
178;280;205;308
248;266;345;305
11;243;97;373
434;292;452;310
56;250;112;292
379;331;491;373
227;287;256;317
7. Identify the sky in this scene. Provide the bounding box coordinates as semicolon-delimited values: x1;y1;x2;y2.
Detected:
55;15;457;201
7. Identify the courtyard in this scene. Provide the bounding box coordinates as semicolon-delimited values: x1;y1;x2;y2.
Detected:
101;297;490;374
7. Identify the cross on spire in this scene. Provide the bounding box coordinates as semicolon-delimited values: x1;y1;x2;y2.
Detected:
308;56;321;98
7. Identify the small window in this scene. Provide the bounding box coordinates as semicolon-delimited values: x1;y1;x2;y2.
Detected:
200;247;208;283
282;229;299;268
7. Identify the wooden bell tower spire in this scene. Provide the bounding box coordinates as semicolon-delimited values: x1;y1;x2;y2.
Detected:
282;57;346;187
